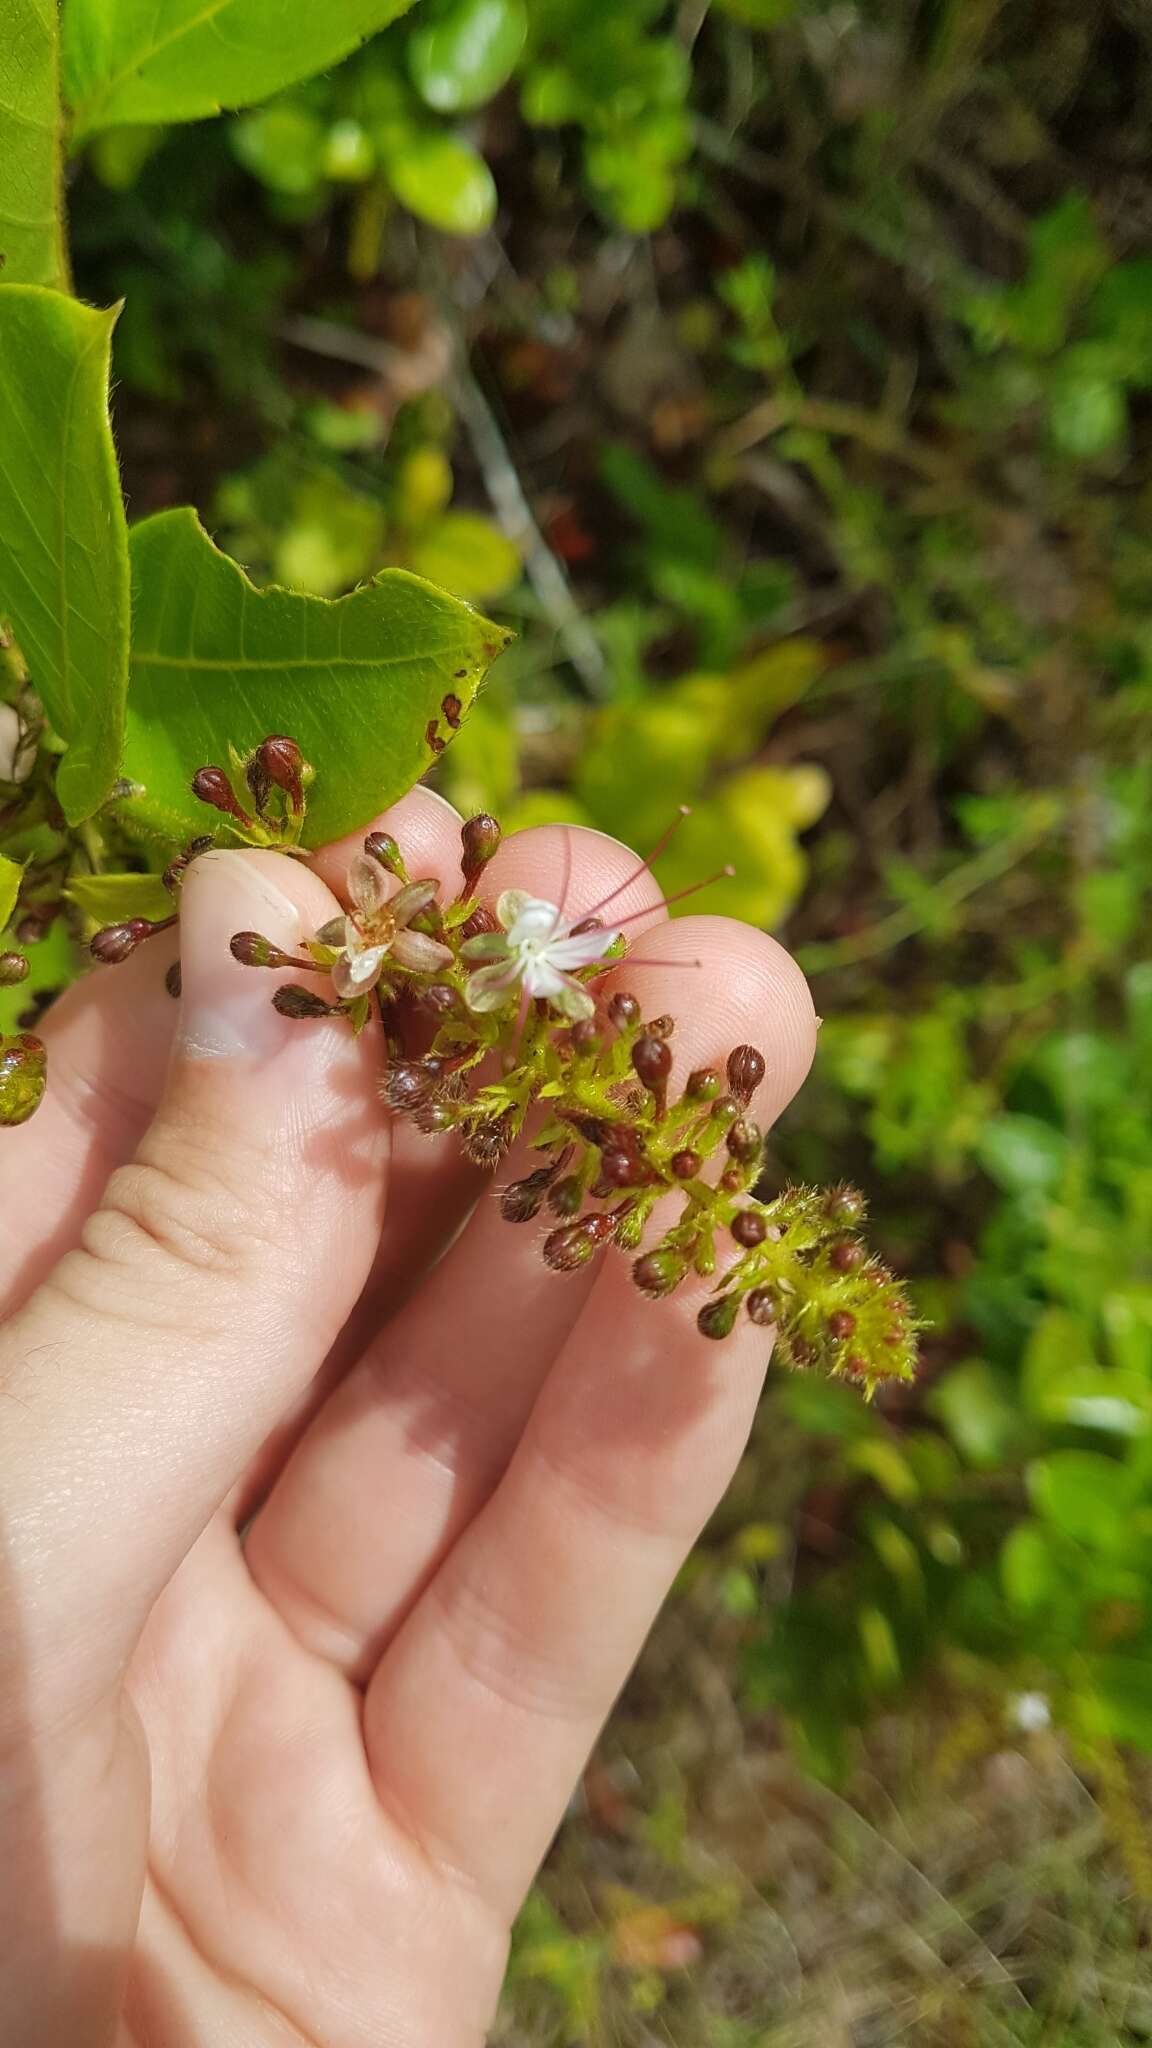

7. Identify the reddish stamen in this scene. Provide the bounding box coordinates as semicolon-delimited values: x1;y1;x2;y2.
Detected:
575;807;692;924
609;864;736;929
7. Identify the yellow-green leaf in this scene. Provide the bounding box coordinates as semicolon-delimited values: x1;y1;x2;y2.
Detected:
0;0;68;285
121;507;511;847
66;871;173;925
0;852;23;930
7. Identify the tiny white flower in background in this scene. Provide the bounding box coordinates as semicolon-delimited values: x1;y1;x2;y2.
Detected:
0;703;33;785
1010;1691;1051;1733
461;889;621;1022
331;853;453;1000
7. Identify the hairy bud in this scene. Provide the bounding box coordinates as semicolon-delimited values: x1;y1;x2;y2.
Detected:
697;1293;741;1341
383;1058;442;1113
254;735;306;810
631;1034;672;1108
165;962;182;1000
607;991;640;1031
632;1248;686;1298
90;918;152;965
824;1185;865;1224
548;1173;584;1218
646;1014;674;1040
746;1287;778;1328
458;904;500;942
686;1067;720;1101
670;1148;701;1180
600;1140;646;1188
726;1044;766;1104
272;984;333;1019
726;1118;762;1165
0;952;29;987
570;1018;599;1055
463;1116;513;1170
500;1166;557;1223
230;930;296;969
829;1238;864;1273
543;1214;614;1273
827;1310;857;1340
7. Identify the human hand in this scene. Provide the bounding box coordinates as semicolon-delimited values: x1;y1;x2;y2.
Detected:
0;792;816;2048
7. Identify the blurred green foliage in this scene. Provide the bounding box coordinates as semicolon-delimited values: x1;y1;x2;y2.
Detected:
57;0;1152;2034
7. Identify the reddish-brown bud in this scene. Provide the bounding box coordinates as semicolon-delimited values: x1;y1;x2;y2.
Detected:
383;1058;442;1112
162;835;214;891
727;1044;766;1104
632;1247;687;1298
600;1142;646;1188
460;814;501;887
364;831;408;882
646;1014;674;1040
543;1218;606;1273
191;766;252;826
829;1238;865;1273
827;1310;857;1340
570;1018;599;1054
731;1208;767;1247
698;1293;741;1340
726;1118;763;1165
459;904;500;942
272;984;333;1019
548;1173;584;1218
230;930;295;969
686;1066;720;1100
90;918;152;964
416;982;457;1016
607;991;640;1031
631;1034;672;1101
413;1101;455;1135
500;1166;557;1223
843;1353;870;1379
165;962;182;1000
746;1287;778;1327
254;734;306;808
463;1116;513;1169
670;1148;702;1180
0;951;29;986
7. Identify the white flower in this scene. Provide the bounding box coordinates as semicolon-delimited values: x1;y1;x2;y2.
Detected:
331;853;453;1000
1010;1691;1051;1734
461;890;621;1022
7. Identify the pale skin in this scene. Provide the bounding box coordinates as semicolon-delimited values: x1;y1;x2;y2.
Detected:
0;789;817;2048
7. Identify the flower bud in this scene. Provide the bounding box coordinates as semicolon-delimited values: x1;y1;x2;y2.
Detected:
829;1238;864;1273
230;930;294;969
543;1220;600;1273
670;1148;701;1180
459;904;500;942
827;1310;857;1340
0;951;29;986
191;765;253;827
824;1184;865;1224
463;1116;513;1169
686;1067;720;1100
165;962;182;1000
383;1058;441;1112
500;1166;556;1223
607;991;640;1031
632;1247;686;1298
548;1173;584;1218
363;831;408;882
417;983;457;1016
843;1353;871;1380
600;1141;645;1188
162;835;214;892
726;1118;762;1165
697;1293;741;1341
612;1203;645;1251
254;734;306;809
272;984;333;1019
631;1033;672;1104
731;1208;766;1248
414;1101;455;1135
0;1031;46;1125
90;918;152;964
646;1014;674;1040
726;1043;766;1104
746;1287;778;1328
460;813;501;888
570;1018;599;1054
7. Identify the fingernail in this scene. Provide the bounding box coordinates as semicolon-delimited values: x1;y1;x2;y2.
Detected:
177;853;306;1060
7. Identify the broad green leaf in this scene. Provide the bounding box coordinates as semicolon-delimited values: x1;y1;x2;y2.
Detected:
0;912;73;1031
0;289;130;822
67;871;173;925
408;511;522;601
408;0;527;113
64;0;417;140
0;0;68;285
1000;1522;1061;1613
1027;1450;1131;1551
121;507;511;847
381;128;496;234
0;853;23;930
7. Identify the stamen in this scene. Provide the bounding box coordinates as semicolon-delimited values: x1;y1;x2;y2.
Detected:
575;807;692;924
611;864;736;929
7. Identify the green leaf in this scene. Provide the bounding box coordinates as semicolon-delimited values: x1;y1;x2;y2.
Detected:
1027;1450;1131;1551
381;127;497;233
977;1113;1069;1195
0;289;130;823
0;912;74;1032
1000;1522;1061;1613
0;0;68;285
120;507;510;847
408;0;527;112
929;1359;1018;1468
66;871;173;925
64;0;417;139
0;853;23;931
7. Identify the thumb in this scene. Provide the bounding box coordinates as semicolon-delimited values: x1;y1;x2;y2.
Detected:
1;848;389;1686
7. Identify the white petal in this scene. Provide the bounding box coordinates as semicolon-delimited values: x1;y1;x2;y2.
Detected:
551;976;596;1022
460;931;509;962
502;892;562;944
546;925;621;971
465;961;521;1011
392;929;454;973
347;852;388;918
333;944;386;999
520;958;568;1001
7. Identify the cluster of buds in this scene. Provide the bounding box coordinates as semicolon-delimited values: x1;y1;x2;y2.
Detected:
190;734;312;848
223;788;918;1397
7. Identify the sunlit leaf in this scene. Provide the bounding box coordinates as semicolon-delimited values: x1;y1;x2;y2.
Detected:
408;0;527;113
0;0;68;285
0;288;129;822
0;854;23;931
381;126;497;233
120;506;510;846
66;871;173;925
64;0;417;138
408;511;521;600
